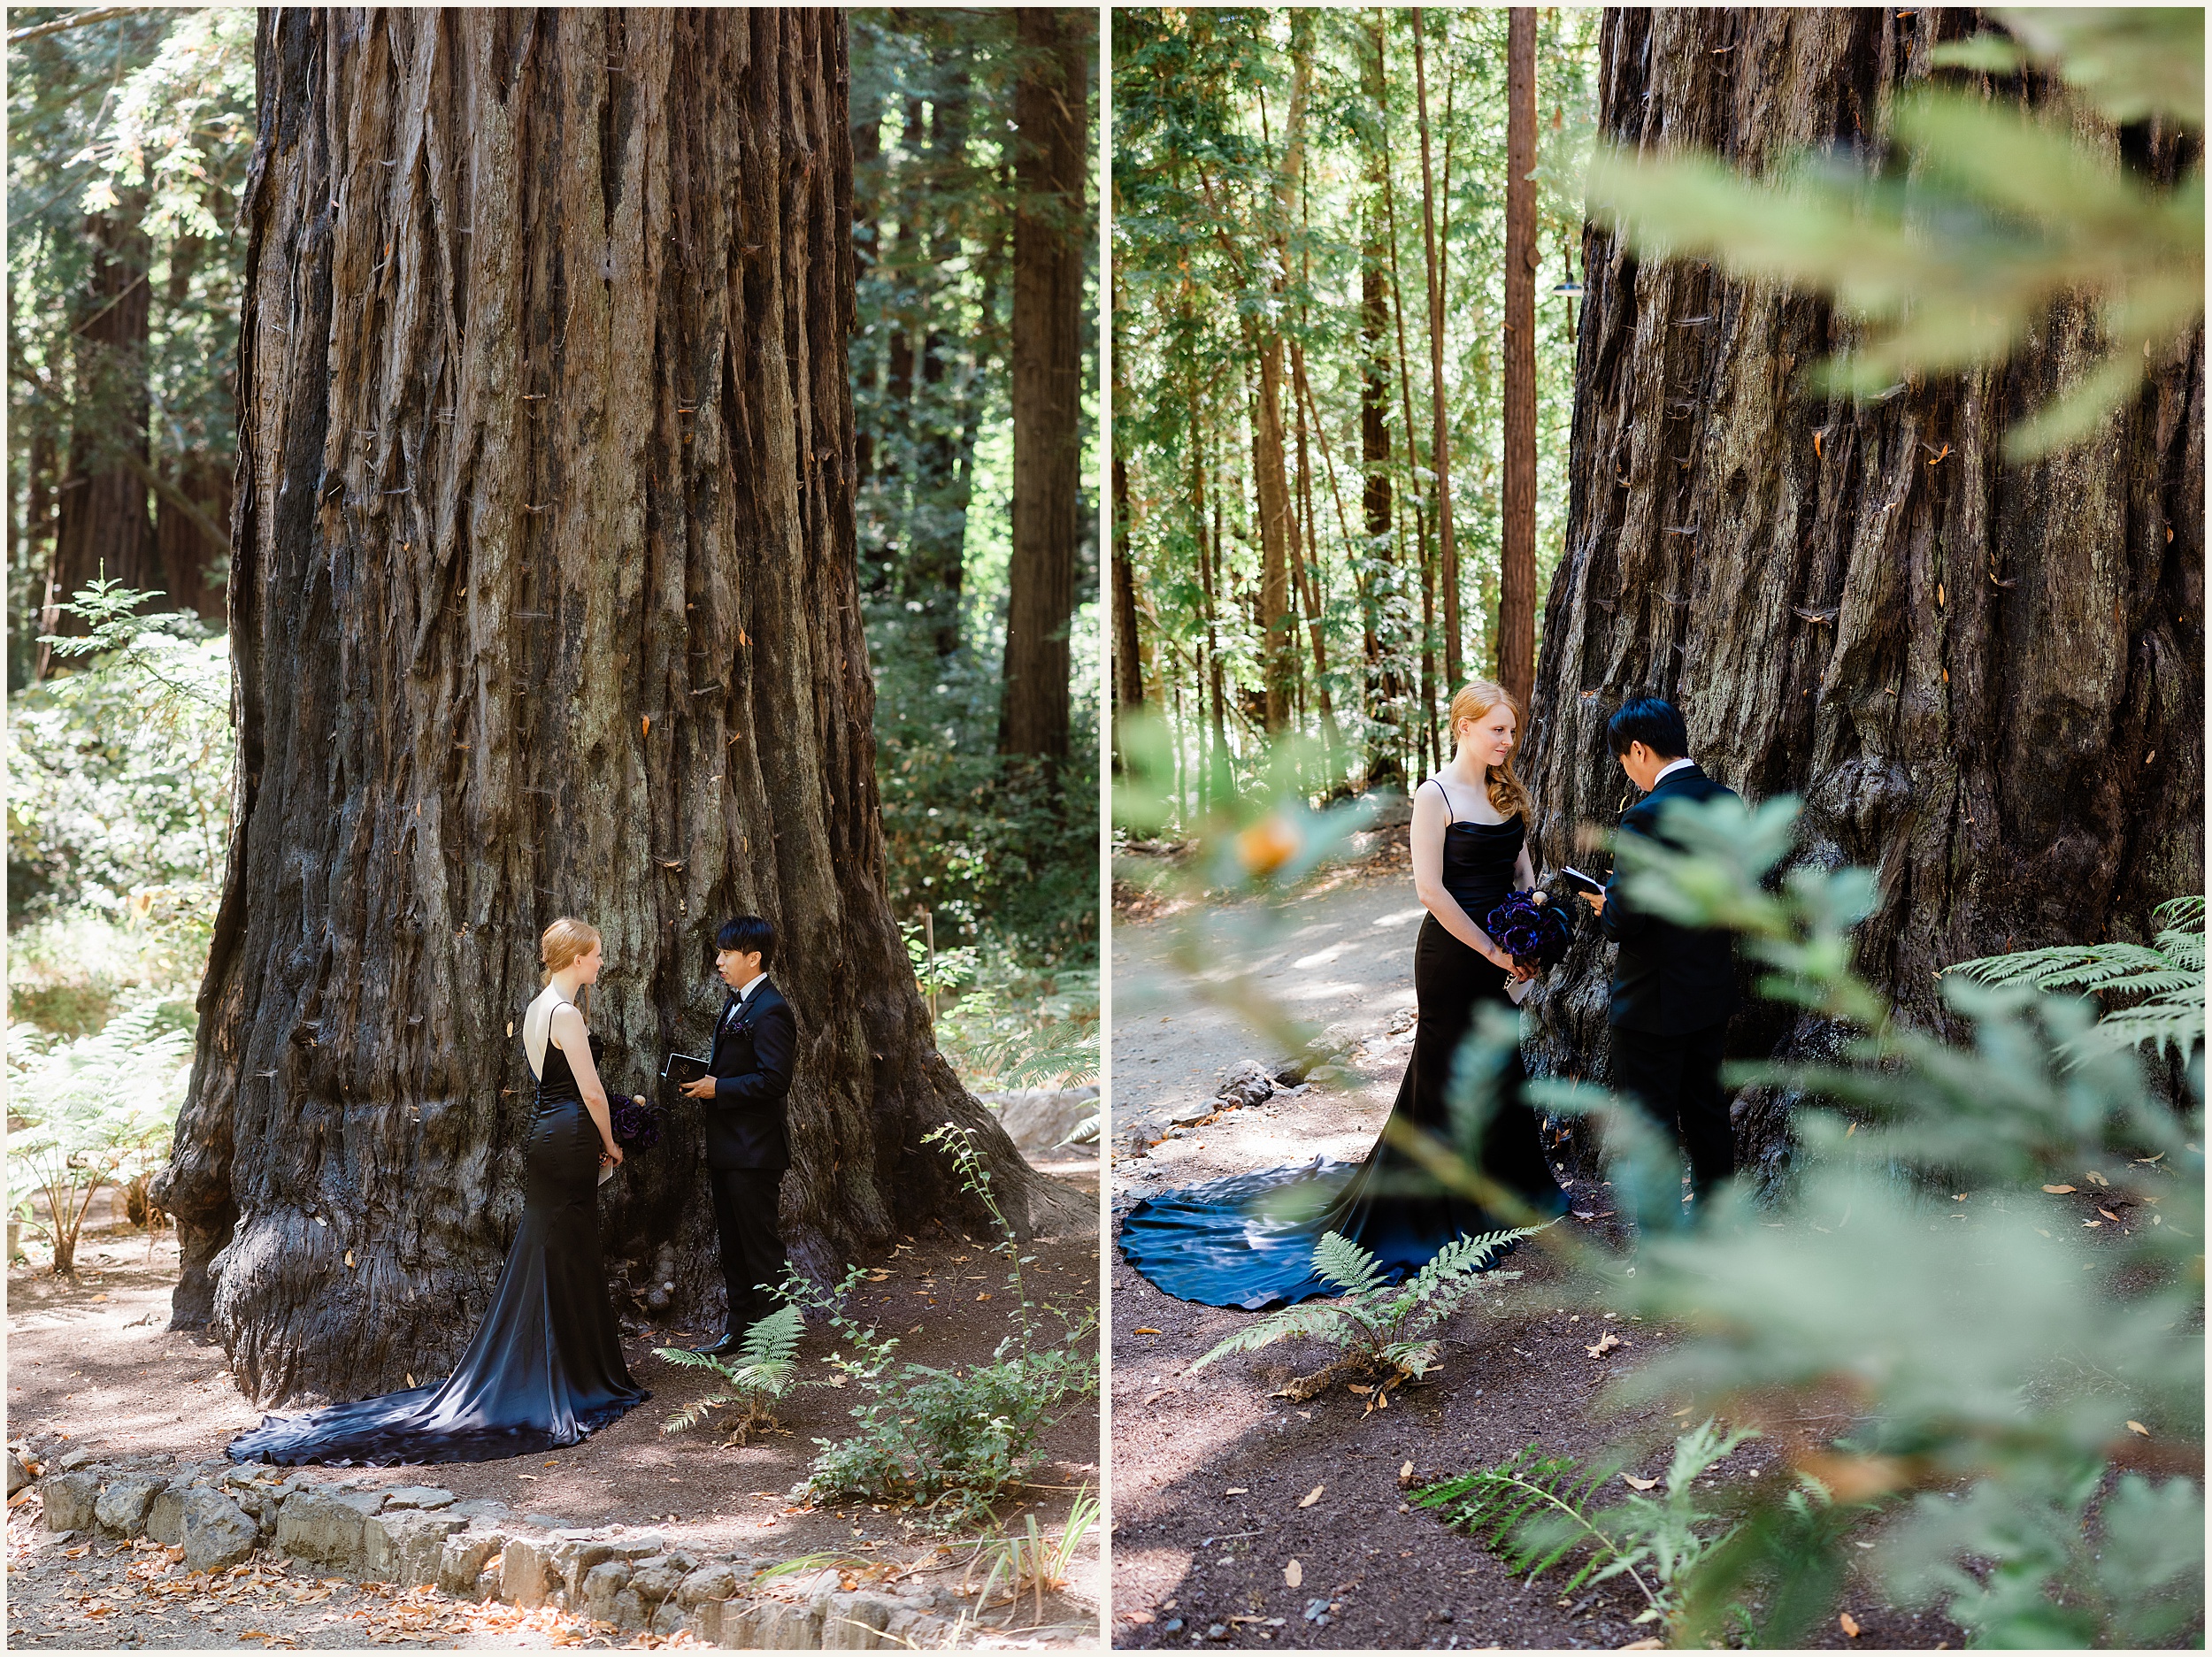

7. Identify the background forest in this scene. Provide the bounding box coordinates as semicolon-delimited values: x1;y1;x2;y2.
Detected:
6;7;1099;1262
1112;6;1598;809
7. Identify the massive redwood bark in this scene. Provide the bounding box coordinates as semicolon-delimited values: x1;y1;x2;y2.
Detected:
1522;7;2204;1190
1498;7;1539;704
154;7;1084;1406
999;7;1088;758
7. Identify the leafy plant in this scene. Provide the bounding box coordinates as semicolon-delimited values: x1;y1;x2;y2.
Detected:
797;1125;1097;1528
1417;1420;1761;1635
1513;789;2206;1648
6;999;193;1276
652;1304;806;1445
1189;1224;1544;1400
961;1484;1099;1629
1948;895;2205;1063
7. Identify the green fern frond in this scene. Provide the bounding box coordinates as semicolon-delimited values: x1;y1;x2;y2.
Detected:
1416;1444;1617;1588
2081;994;2206;1062
1379;1339;1441;1378
1189;1303;1352;1371
2152;895;2206;932
1313;1231;1389;1297
1403;1224;1546;1303
661;1395;735;1436
740;1304;807;1369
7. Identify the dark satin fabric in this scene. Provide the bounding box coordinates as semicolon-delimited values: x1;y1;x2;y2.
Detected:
226;1031;649;1466
1119;814;1567;1310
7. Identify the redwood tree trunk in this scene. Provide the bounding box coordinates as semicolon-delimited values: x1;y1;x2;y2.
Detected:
999;7;1087;758
1521;7;2205;1191
155;7;1084;1406
50;208;157;627
1498;7;1538;703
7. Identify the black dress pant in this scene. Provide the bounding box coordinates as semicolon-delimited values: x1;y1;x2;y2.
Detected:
1609;1021;1734;1200
708;1165;788;1336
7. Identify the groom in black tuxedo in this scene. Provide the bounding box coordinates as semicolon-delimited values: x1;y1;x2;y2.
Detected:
1581;697;1740;1204
679;915;795;1354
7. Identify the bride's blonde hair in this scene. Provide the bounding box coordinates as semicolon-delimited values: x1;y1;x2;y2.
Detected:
540;917;602;986
1448;680;1532;821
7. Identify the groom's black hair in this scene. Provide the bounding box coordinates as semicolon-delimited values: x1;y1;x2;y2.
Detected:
1607;697;1689;761
715;914;778;967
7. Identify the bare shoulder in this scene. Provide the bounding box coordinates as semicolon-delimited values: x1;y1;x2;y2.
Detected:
549;1000;588;1041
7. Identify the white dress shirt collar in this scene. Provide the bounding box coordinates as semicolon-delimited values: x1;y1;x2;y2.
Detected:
1655;756;1697;786
735;971;768;1004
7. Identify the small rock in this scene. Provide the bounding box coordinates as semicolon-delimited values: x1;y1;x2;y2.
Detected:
631;1564;685;1606
550;1538;616;1599
439;1528;505;1596
380;1485;457;1511
6;1451;29;1496
605;1532;668;1560
1163;1617;1185;1635
449;1498;510;1523
364;1509;467;1584
1205;1623;1229;1642
1215;1060;1273;1109
146;1484;188;1547
583;1559;633;1621
610;1586;651;1630
749;1599;825;1648
678;1563;739;1607
42;1471;102;1532
824;1590;901;1649
274;1487;380;1564
96;1474;169;1538
180;1488;259;1572
56;1448;95;1472
501;1533;559;1608
520;1512;573;1530
1169;1103;1213;1127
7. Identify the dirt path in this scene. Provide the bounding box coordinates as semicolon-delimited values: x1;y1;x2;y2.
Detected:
7;1202;1100;1651
1106;855;1957;1652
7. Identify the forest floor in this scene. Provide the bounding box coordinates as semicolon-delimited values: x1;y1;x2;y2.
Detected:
6;1189;1101;1651
1107;842;1962;1652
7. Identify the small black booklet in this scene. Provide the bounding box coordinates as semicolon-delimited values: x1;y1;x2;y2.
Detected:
1560;865;1606;895
660;1051;711;1088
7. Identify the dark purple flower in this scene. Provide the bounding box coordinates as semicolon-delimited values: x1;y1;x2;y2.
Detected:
611;1095;662;1152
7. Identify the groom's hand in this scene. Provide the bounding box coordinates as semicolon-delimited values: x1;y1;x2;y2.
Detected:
1580;890;1606;915
680;1075;717;1101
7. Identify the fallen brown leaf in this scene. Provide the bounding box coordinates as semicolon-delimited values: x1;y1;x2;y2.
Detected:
1283;1560;1302;1588
2043;1184;2077;1194
1840;1612;1862;1638
1298;1484;1325;1508
2098;1209;2121;1224
1622;1474;1659;1492
1586;1332;1624;1358
1133;1327;1162;1336
1398;1461;1414;1487
2126;1421;2150;1438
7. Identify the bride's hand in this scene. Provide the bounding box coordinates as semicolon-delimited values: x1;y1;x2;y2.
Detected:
601;1142;624;1167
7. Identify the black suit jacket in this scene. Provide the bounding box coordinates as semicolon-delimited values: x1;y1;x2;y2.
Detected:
703;978;795;1171
1600;763;1740;1035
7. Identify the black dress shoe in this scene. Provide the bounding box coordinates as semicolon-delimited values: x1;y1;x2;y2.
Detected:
689;1332;742;1359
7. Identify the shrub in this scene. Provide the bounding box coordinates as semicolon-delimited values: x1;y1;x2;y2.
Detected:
652;1304;806;1445
1189;1224;1544;1402
798;1124;1097;1528
7;999;192;1275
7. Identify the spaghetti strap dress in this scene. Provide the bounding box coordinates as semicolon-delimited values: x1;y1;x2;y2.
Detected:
1118;780;1567;1309
225;1027;649;1465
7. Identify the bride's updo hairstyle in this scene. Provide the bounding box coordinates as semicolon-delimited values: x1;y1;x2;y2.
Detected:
1448;679;1532;821
540;917;602;986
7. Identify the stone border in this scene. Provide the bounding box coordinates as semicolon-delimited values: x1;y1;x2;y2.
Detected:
17;1446;974;1650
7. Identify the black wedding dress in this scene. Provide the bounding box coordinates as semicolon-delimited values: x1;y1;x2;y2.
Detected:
1118;794;1568;1309
227;1028;649;1466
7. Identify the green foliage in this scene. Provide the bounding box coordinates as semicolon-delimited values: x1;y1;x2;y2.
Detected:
1191;1224;1542;1385
9;6;256;676
651;1305;807;1445
960;1484;1099;1630
1417;1421;1762;1634
1949;896;2205;1063
9;579;231;926
1520;790;2204;1648
1586;10;2203;458
7;997;193;1276
918;938;1099;1089
1880;1461;2204;1650
798;1126;1097;1528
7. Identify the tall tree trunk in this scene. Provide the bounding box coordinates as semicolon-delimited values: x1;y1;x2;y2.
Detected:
154;8;1082;1403
1498;6;1538;703
50;206;157;630
999;7;1087;757
901;59;977;656
1522;6;2205;1192
1411;11;1461;693
153;457;234;625
1359;16;1405;790
1110;283;1143;765
1379;30;1432;766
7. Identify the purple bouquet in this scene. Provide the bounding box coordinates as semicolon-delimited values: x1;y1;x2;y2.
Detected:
611;1094;664;1153
1484;890;1574;973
